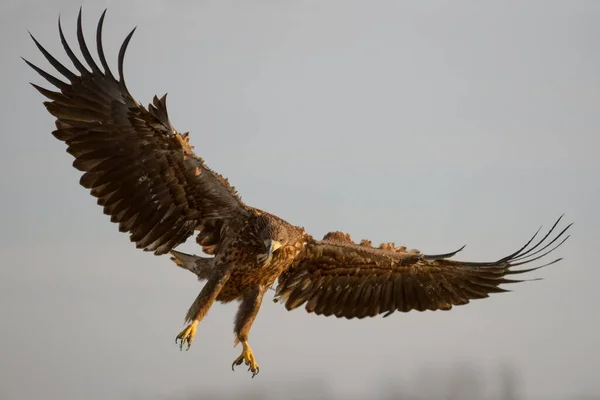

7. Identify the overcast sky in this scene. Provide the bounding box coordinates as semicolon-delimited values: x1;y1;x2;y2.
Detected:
1;1;599;399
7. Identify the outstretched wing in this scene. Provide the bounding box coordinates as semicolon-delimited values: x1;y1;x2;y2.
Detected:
24;10;249;255
275;216;571;319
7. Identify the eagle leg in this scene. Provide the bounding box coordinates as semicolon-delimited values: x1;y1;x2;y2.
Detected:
176;264;233;351
231;284;266;378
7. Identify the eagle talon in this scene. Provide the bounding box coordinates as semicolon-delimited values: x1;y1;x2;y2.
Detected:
231;341;259;378
176;321;198;351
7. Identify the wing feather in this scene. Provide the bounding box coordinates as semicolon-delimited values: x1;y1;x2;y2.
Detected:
25;10;248;255
275;217;571;319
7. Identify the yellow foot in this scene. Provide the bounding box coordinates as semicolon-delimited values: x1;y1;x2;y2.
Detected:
231;341;260;378
175;321;198;351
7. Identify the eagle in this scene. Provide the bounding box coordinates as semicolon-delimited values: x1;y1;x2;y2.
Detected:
25;9;571;378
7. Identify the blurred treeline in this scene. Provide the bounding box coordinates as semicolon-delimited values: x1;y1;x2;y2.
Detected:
135;364;597;400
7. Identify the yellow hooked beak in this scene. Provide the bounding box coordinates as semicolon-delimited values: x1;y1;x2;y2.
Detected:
264;239;282;256
257;240;282;264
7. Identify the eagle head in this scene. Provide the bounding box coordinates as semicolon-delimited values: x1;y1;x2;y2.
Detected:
255;214;302;264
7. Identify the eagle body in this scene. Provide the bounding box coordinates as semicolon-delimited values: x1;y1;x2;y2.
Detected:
25;9;571;378
208;210;307;302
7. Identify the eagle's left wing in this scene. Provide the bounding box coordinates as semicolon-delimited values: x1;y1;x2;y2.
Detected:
24;10;249;255
274;216;571;319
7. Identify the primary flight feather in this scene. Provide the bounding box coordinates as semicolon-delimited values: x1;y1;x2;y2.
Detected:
25;9;571;378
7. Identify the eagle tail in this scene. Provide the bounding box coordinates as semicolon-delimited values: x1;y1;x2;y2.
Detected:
170;250;213;280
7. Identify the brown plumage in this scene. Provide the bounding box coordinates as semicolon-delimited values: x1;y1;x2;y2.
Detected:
275;222;568;318
26;9;572;378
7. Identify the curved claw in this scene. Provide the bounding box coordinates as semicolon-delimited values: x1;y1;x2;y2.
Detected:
231;341;260;378
175;322;198;351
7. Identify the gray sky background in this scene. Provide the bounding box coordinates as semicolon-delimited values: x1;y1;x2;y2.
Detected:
1;1;599;399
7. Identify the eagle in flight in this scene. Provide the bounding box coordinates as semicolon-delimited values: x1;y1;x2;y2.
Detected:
25;10;571;378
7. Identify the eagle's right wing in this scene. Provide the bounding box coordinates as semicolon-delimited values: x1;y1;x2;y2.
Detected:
275;216;571;319
24;10;249;255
